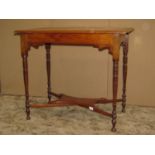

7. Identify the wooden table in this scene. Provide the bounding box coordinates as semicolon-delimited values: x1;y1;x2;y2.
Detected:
15;27;134;132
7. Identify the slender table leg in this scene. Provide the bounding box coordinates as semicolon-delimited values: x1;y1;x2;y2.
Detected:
111;59;119;132
122;36;128;112
45;44;52;102
22;53;30;120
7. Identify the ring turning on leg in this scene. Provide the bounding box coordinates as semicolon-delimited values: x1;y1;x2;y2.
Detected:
111;59;119;132
22;53;30;120
122;36;128;113
45;44;52;102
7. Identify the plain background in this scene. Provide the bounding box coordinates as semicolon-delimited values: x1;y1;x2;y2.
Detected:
0;19;155;107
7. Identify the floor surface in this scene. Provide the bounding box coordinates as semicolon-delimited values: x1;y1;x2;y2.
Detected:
0;95;154;134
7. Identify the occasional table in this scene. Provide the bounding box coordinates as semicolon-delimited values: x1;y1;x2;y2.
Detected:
15;27;134;131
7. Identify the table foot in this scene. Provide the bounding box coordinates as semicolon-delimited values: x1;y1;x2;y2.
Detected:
122;99;126;112
26;111;30;120
26;105;30;120
122;106;126;113
26;115;31;120
111;127;117;132
111;110;117;132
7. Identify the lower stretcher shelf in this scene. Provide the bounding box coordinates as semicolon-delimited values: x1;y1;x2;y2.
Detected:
30;92;122;117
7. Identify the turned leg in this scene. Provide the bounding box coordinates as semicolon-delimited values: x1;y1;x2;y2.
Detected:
122;36;128;112
45;44;52;102
22;53;30;120
111;59;119;132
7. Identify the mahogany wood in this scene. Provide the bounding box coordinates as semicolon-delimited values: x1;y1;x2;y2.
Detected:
15;27;134;35
30;100;112;117
15;27;134;132
45;44;52;102
111;60;119;132
122;36;129;112
78;105;112;117
22;53;30;120
50;92;123;104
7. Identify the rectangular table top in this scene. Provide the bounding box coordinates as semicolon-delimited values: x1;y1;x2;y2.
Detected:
15;27;134;60
15;27;134;35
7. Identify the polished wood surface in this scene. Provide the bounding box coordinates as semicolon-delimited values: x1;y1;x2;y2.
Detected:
45;44;52;102
122;36;129;112
112;60;119;132
15;27;134;132
15;27;134;60
22;53;30;120
15;27;134;34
